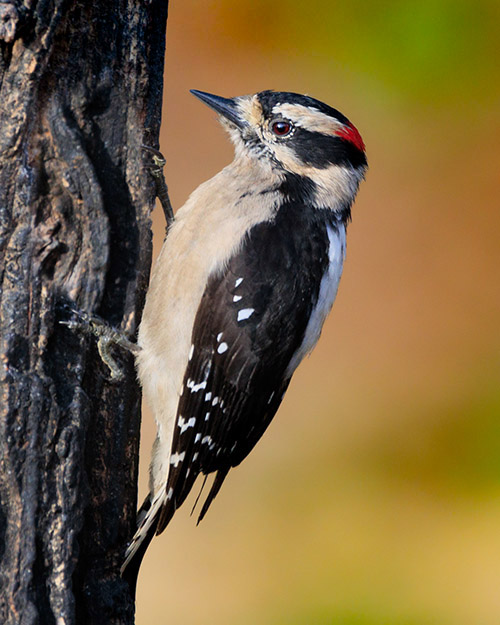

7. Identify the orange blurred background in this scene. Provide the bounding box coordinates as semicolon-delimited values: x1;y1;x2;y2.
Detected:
136;2;500;623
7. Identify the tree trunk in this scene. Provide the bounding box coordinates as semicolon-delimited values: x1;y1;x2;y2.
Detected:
0;2;168;623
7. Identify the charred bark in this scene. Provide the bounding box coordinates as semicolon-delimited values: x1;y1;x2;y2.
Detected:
0;1;168;623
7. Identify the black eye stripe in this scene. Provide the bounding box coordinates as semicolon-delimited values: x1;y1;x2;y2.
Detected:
290;127;367;169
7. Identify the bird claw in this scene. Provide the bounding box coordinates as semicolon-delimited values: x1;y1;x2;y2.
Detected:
59;306;140;382
141;144;174;228
141;145;167;177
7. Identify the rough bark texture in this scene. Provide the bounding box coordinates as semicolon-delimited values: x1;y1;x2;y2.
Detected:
0;1;168;623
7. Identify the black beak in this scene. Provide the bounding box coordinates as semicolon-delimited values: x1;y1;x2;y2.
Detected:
190;90;245;129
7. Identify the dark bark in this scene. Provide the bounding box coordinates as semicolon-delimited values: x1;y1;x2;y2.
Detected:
0;1;168;623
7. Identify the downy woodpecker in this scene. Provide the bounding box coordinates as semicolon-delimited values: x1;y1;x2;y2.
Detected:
123;89;367;574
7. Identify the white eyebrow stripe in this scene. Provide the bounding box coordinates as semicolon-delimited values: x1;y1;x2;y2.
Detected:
271;103;344;135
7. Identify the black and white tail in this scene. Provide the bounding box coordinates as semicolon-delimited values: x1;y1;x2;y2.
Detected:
121;469;230;584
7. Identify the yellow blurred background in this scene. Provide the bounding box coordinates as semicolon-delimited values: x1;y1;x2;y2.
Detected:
136;1;500;623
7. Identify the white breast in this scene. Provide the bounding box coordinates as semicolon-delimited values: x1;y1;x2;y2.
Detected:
285;223;346;378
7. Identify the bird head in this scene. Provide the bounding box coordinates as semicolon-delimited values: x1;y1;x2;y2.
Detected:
191;89;367;211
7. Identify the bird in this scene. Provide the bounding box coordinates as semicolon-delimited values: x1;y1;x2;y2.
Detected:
122;89;367;577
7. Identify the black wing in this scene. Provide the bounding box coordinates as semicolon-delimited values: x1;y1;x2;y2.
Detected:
156;204;334;532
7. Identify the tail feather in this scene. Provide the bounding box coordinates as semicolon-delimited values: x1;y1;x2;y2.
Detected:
190;474;209;517
122;468;231;590
197;468;229;525
121;515;158;595
155;467;197;534
120;490;165;586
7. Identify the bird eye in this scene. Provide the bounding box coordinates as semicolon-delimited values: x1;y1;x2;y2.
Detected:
271;120;293;137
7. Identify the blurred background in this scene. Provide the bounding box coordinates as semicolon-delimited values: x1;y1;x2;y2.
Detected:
136;1;500;623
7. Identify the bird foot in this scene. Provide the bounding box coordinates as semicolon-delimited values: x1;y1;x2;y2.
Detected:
60;306;140;382
142;145;174;228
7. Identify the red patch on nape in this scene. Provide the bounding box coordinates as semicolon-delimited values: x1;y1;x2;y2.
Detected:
335;123;365;152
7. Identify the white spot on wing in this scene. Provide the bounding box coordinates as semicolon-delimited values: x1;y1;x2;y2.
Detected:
235;278;243;287
188;344;194;361
170;451;186;467
237;308;255;322
205;392;212;401
178;416;196;433
190;380;207;392
217;332;223;342
217;342;228;354
233;295;242;302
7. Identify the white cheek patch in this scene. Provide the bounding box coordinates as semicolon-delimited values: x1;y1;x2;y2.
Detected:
270;142;307;175
312;164;365;209
269;142;364;208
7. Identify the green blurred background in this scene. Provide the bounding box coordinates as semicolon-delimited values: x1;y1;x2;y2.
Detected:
136;1;500;623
